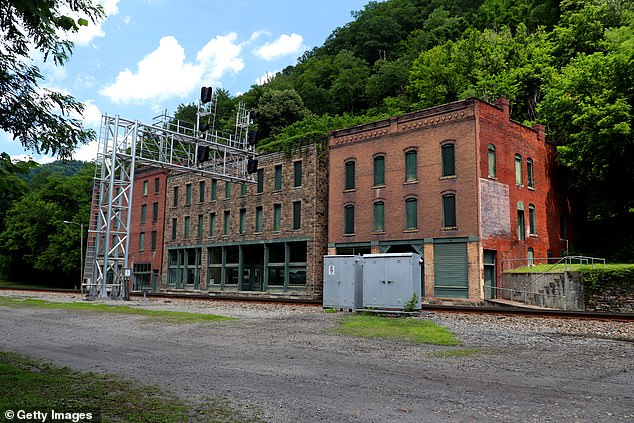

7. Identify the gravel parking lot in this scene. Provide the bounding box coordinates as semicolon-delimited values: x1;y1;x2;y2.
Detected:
0;290;632;422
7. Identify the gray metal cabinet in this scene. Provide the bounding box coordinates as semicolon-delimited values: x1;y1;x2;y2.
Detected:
362;253;422;309
323;255;363;309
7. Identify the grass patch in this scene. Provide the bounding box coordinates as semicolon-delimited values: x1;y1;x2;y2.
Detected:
506;262;623;273
0;297;235;324
323;308;338;313
430;348;485;358
336;314;460;346
0;351;260;422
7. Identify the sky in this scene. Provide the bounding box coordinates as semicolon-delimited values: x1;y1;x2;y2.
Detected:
3;0;372;163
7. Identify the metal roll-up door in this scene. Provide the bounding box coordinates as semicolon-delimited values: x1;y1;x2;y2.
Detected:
434;241;468;298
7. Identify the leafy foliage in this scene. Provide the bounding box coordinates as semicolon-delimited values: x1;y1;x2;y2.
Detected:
1;0;105;159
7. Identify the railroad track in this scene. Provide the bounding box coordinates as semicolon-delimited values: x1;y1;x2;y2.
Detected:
1;286;632;322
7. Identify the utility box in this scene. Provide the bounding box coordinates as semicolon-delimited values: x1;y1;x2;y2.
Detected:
323;255;363;309
362;253;422;310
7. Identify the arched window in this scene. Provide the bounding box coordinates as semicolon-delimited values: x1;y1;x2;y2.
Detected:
488;144;496;178
405;198;417;229
442;193;456;227
529;204;536;235
373;201;384;232
441;143;455;176
517;201;525;240
515;154;523;186
373;155;385;186
345;160;355;190
405;150;417;182
344;205;355;234
527;158;534;188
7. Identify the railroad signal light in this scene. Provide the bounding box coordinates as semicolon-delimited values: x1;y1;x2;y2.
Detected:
247;157;258;174
247;130;258;146
200;86;213;104
199;123;210;133
249;110;260;121
197;145;210;163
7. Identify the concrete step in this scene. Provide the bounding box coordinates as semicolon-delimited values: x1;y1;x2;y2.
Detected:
486;298;557;310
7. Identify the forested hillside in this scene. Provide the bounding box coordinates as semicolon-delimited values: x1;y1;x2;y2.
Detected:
177;0;633;259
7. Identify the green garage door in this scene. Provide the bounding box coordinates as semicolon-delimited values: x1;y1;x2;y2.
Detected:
434;240;468;298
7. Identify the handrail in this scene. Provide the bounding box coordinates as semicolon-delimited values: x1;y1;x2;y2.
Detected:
484;285;566;309
521;256;605;291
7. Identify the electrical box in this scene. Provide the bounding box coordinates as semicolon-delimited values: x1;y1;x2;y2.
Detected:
362;253;422;310
323;255;363;310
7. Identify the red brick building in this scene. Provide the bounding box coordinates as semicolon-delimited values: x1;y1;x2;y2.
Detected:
327;98;570;301
128;168;168;291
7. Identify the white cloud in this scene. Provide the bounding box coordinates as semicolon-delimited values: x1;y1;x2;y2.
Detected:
63;0;121;47
100;33;244;104
253;33;304;61
72;140;99;162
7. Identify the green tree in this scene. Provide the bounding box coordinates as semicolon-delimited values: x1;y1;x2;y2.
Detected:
257;89;308;138
1;0;105;159
0;153;38;231
330;50;370;114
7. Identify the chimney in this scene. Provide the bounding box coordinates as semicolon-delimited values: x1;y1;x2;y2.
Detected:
533;124;546;143
495;98;510;119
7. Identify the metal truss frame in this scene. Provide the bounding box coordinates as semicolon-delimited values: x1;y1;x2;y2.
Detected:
84;106;256;298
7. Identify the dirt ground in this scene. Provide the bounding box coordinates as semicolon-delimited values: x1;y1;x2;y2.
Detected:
0;294;632;422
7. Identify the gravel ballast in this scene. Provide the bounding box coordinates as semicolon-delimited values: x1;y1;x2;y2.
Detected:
0;290;632;422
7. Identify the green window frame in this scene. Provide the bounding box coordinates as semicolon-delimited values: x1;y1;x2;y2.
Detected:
488;144;496;178
211;179;217;201
139;232;145;251
140;204;147;224
223;211;230;235
143;180;148;196
150;231;157;251
515;154;523;186
529;204;536;235
225;181;231;199
152;202;158;222
344;205;355;234
209;213;215;237
154;177;160;194
171;218;177;240
255;206;263;232
173;186;178;207
405;150;417;182
199;181;205;202
405;198;417;230
184;216;190;239
293;201;301;230
256;169;264;193
240;183;247;197
239;209;246;234
185;183;192;206
273;204;281;231
197;214;203;238
374;156;385;186
441;144;455;177
442;194;456;227
274;165;282;191
517;201;525;240
373;201;384;232
345;161;355;190
294;161;302;187
527;158;534;189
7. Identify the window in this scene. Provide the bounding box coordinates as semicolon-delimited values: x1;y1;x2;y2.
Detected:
373;201;384;232
239;209;246;234
405;198;417;230
173;186;178;207
152;202;158;222
199;181;205;202
255;207;263;232
171;218;177;240
374;156;385;186
529;204;536;235
209;213;215;237
225;181;231;199
344;205;354;234
150;231;157;251
488;144;496;178
527;248;534;266
442;194;456;227
154;177;160;194
240;183;247;197
223;211;230;235
527;158;534;189
515;154;523;186
294;161;302;187
140;204;147;224
184;216;190;238
197;214;203;238
345;161;355;190
517;201;525;240
185;183;192;206
405;150;417;182
139;232;145;251
143;180;148;196
256;169;264;193
273;204;281;231
441;143;455;176
211;179;217;201
274;165;282;191
293;201;301;230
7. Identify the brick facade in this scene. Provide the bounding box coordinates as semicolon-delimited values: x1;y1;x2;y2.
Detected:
162;144;328;300
128;168;168;291
328;98;569;302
